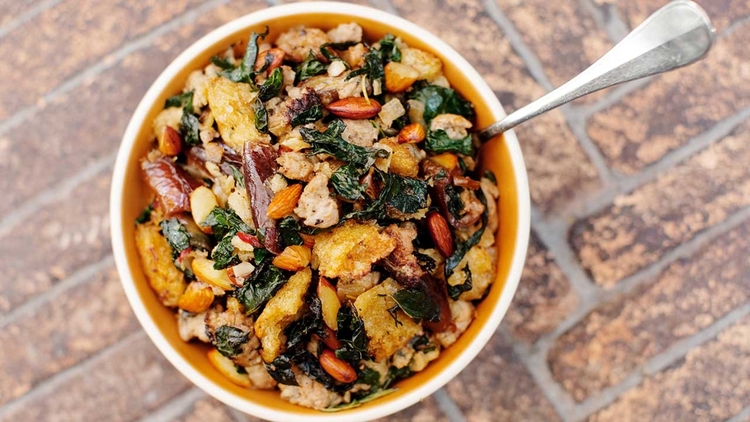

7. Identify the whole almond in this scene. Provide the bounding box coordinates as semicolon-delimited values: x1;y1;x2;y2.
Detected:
267;184;303;219
254;48;286;73
272;245;311;271
319;348;358;383
326;97;382;119
317;326;342;350
428;212;455;257
160;126;183;156
397;123;426;144
177;282;215;313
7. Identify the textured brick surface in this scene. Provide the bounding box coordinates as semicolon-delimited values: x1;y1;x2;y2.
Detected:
606;0;750;33
374;396;450;422
589;315;750;422
552;219;750;401
174;396;240;422
391;0;600;211
0;169;111;314
0;335;190;422
0;0;267;219
504;232;578;343
0;0;50;27
586;26;750;174
572;120;750;286
445;332;561;421
0;265;138;405
0;0;206;119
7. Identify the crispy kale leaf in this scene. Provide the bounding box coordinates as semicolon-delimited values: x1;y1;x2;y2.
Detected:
392;287;440;322
335;305;369;363
448;266;473;300
201;207;254;269
214;326;249;358
408;81;475;123
301;120;389;166
425;129;474;155
444;189;488;278
220;27;269;83
159;218;190;257
252;97;268;133
258;67;283;102
233;261;287;314
295;51;327;82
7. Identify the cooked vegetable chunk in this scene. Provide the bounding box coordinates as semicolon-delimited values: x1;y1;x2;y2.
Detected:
134;222;187;307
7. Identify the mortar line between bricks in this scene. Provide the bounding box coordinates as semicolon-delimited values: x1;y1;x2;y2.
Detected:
137;388;206;422
0;255;114;327
481;0;555;92
578;0;629;43
0;151;116;237
0;330;146;418
0;0;64;39
432;388;467;422
0;0;230;139
720;14;750;37
726;404;750;422
561;108;617;184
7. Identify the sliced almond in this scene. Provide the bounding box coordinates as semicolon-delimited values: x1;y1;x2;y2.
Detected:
427;212;454;258
159;126;183;156
190;186;218;231
318;277;341;331
192;257;234;291
267;184;303;219
326;97;382;119
207;349;251;387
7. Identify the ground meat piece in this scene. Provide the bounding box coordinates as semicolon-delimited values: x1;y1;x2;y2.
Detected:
430;113;473;139
327;22;363;43
205;298;261;367
301;73;362;105
275;25;330;62
277;151;314;182
457;188;485;228
245;356;277;389
435;300;475;348
294;172;339;228
383;223;424;287
341;118;379;147
266;97;291;137
178;310;210;343
279;371;343;410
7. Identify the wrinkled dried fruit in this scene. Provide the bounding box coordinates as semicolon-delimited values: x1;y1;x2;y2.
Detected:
160;126;183;156
428;212;454;257
397;123;426;144
317;277;341;331
267;184;303;219
236;231;264;248
190;186;218;231
319;348;358;383
272;245;311;271
385;61;420;93
192;257;234;290
177;282;214;313
207;349;251;387
430;152;458;171
326;97;382;119
254;48;286;73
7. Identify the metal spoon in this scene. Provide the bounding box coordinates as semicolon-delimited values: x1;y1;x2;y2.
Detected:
479;0;716;142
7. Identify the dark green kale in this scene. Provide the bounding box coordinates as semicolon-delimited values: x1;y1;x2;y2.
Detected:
331;164;367;201
320;41;358;61
135;204;153;224
378;34;401;62
290;103;324;127
346;47;384;85
278;216;304;247
448;266;473;300
220;27;269;84
164;91;195;111
210;55;235;70
295;51;327;82
384;365;412;389
335;305;369;363
258;67;283;102
408;81;475;123
179;112;201;146
229;164;245;189
214;326;249;358
444;189;488;278
284;294;326;350
201;207;253;239
484;170;497;183
252;97;268;133
296;350;355;393
301;120;389;166
233;261;288;314
211;236;241;269
344;170;429;221
414;251;437;273
159;218;191;257
425;129;474;155
392;287;440;322
265;353;298;386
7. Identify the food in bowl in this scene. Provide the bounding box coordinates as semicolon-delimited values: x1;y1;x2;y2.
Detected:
134;21;499;411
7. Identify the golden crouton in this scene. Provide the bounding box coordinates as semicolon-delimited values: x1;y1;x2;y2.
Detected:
255;268;312;362
312;220;396;280
447;245;495;301
401;47;442;81
206;77;270;151
134;222;186;307
380;139;419;178
354;278;422;361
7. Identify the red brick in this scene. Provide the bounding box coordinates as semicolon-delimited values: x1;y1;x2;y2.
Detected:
174;396;240;422
504;232;578;343
589;314;750;421
0;0;209;119
0;264;139;404
0;0;49;27
374;396;449;422
604;0;750;33
0;168;110;314
586;26;750;174
0;335;190;422
552;218;750;402
445;331;561;421
391;0;600;211
572;119;750;286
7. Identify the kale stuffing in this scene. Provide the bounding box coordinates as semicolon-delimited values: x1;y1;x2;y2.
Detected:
301;119;389;166
159;218;191;257
214;326;249;358
220;27;269;84
425;129;474;155
392;287;440;322
408;81;475;123
233;261;288;314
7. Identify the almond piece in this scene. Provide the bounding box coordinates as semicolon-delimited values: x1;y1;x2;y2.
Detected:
326;97;382;119
267;184;303;219
430;152;459;171
318;277;341;330
160;126;183;156
428;212;454;257
397;123;426;144
317;326;342;350
299;233;316;248
177;282;215;313
272;245;311;271
207;349;252;387
319;348;358;383
190;186;219;231
254;48;286;73
192;257;234;291
385;62;419;93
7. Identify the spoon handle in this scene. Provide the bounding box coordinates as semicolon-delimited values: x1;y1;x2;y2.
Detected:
479;0;715;142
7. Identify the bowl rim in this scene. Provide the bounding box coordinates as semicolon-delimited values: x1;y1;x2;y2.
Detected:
110;2;531;421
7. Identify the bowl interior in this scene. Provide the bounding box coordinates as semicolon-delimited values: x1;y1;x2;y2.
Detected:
114;6;527;421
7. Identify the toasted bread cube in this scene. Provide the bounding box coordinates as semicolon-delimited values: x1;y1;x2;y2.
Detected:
380;138;419;178
447;245;495;301
312;220;396;280
401;47;442;81
354;278;422;361
134;222;186;307
255;268;312;362
206;77;271;151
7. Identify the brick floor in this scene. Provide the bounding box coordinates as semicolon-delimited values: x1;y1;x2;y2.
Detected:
2;0;749;421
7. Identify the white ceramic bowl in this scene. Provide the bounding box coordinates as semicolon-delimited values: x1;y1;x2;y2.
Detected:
110;2;530;421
